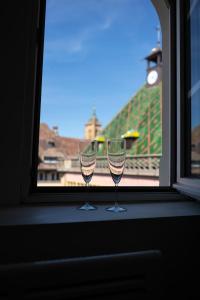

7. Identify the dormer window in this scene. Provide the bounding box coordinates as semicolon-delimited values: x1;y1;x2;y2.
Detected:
44;156;58;163
47;140;55;148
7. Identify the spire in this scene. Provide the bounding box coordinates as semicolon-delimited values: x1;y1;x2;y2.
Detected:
156;25;161;48
86;107;99;123
92;106;96;118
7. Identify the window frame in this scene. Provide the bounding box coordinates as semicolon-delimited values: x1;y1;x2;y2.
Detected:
174;0;200;200
18;0;196;204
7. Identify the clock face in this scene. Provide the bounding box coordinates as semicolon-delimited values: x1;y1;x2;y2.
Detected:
147;70;158;85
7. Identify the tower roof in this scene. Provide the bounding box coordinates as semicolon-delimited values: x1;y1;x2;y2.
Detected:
145;25;162;63
85;108;101;126
145;47;162;63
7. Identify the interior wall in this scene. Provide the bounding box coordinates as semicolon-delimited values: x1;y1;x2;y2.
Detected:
1;1;32;205
0;0;37;205
0;215;200;298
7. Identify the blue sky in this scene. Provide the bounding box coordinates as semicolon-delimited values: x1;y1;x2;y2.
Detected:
40;0;161;137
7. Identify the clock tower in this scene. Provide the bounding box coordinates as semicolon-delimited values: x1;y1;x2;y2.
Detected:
145;27;162;87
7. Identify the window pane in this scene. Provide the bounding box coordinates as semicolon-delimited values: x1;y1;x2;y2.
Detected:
188;0;200;176
37;0;163;187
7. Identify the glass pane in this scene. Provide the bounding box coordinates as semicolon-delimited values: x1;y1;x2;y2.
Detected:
37;0;163;187
188;0;200;176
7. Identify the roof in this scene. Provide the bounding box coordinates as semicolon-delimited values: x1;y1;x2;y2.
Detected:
98;83;162;156
41;148;65;160
145;47;162;63
39;78;163;161
39;124;90;160
85;110;102;126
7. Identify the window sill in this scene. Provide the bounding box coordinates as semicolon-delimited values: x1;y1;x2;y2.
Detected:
174;182;200;200
0;200;200;227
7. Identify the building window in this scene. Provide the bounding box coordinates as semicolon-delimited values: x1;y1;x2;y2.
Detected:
47;140;56;148
43;156;58;163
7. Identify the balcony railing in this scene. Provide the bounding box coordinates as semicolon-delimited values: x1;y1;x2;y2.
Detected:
68;155;161;177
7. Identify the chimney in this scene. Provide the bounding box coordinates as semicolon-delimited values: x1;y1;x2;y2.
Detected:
52;126;59;136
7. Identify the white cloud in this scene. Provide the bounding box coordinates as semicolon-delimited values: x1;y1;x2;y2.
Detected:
45;14;115;60
45;31;88;55
44;0;155;63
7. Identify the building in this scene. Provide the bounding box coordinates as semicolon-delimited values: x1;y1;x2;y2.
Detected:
38;123;90;186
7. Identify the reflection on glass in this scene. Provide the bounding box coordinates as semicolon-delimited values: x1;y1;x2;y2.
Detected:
189;0;200;176
78;140;97;210
106;138;127;212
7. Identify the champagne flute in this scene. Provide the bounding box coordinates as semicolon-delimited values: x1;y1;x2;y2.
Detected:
78;140;97;211
106;138;127;212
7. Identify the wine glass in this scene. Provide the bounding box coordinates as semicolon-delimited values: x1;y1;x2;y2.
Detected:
78;140;97;211
106;138;127;212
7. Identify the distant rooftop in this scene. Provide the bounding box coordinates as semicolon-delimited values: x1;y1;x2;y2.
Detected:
39;123;90;160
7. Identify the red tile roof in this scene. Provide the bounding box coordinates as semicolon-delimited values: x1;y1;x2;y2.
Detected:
39;123;90;160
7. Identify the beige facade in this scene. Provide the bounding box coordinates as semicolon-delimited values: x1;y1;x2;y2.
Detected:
37;123;90;186
84;112;102;140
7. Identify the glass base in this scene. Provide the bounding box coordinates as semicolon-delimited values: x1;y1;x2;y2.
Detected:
78;202;97;211
106;205;127;213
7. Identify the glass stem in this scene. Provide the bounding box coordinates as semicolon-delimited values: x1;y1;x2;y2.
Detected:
86;182;89;205
115;183;118;207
